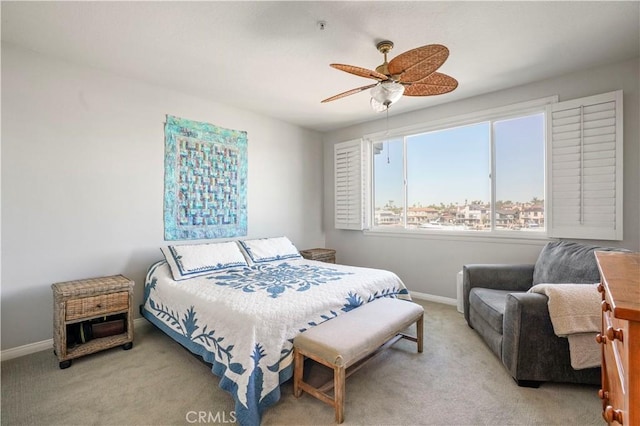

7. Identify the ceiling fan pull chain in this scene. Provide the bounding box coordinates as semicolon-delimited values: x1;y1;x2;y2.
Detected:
386;107;390;164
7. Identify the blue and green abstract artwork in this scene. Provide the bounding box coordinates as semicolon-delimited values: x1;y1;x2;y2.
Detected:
164;115;247;240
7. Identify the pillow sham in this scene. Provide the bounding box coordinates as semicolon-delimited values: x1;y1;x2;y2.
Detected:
160;241;248;281
238;236;302;265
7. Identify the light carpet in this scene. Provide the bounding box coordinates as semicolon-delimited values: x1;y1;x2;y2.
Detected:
1;300;601;425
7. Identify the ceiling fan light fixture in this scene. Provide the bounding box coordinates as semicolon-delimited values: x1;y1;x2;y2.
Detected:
370;97;388;113
370;81;405;111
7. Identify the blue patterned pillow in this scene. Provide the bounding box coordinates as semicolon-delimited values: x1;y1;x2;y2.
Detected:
160;241;248;281
238;236;302;265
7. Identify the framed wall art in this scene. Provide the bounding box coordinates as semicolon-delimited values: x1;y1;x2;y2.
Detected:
164;115;247;240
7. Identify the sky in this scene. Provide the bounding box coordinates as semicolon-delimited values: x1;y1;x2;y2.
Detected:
373;113;545;208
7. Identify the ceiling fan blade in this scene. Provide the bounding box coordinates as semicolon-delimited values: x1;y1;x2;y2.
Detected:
388;44;449;83
330;64;389;81
402;73;458;96
321;83;379;103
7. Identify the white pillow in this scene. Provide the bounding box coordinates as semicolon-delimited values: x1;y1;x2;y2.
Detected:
160;241;248;281
238;236;302;265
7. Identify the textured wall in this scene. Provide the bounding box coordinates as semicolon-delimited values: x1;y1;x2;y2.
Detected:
1;44;325;350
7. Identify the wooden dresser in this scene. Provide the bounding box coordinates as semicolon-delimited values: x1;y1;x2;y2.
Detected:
595;251;639;425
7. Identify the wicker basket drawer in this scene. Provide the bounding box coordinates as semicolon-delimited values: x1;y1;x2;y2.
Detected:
300;248;336;264
311;254;335;263
66;291;129;321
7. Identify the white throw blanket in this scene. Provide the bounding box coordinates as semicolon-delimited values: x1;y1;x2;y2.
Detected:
528;283;601;369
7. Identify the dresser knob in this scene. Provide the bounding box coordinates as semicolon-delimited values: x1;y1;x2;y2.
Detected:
598;389;609;401
602;300;611;312
96;304;102;308
603;405;623;424
596;334;606;344
606;326;624;342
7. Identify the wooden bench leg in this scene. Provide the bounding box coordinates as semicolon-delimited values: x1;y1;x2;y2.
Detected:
293;303;424;423
417;313;424;353
293;348;303;398
334;365;345;424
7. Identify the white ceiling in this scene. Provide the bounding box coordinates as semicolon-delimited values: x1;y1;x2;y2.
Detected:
2;1;639;132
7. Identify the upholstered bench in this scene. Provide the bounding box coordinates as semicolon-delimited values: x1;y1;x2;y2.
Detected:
293;297;424;423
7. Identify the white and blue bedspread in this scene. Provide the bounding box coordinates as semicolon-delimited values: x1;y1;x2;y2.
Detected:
142;258;410;426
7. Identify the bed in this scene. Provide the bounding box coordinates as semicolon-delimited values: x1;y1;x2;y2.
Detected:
141;237;410;426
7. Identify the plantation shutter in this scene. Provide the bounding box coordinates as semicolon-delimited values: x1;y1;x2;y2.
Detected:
548;90;623;240
334;139;367;230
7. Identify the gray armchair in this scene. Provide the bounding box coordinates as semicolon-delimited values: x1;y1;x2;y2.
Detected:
463;241;624;387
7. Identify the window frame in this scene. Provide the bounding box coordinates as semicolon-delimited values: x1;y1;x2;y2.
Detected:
364;96;558;240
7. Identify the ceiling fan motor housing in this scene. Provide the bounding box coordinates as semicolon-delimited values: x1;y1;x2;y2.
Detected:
375;40;394;76
376;40;394;54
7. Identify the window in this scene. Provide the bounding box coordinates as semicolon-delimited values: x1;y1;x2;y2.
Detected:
373;137;404;228
334;91;623;240
494;115;546;231
372;112;545;234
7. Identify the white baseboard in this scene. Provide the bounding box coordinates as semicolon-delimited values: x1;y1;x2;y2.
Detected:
2;296;458;361
410;290;457;307
1;317;149;362
1;339;54;362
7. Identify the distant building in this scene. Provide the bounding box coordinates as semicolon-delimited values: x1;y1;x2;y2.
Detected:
495;209;518;228
375;201;544;231
521;205;544;228
407;207;439;227
457;203;488;229
375;209;401;226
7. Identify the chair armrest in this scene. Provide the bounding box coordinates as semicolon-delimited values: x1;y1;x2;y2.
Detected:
502;292;563;382
462;264;534;323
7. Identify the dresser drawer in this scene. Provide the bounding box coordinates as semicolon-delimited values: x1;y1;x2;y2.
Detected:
602;292;628;425
604;297;629;377
603;334;625;422
66;291;129;321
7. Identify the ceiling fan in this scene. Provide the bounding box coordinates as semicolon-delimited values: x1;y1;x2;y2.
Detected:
322;40;458;112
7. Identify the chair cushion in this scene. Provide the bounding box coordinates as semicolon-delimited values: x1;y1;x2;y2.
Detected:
469;288;512;334
532;241;627;285
469;307;503;357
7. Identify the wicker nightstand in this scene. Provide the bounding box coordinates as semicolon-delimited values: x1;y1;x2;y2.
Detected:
300;248;336;264
52;275;134;369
